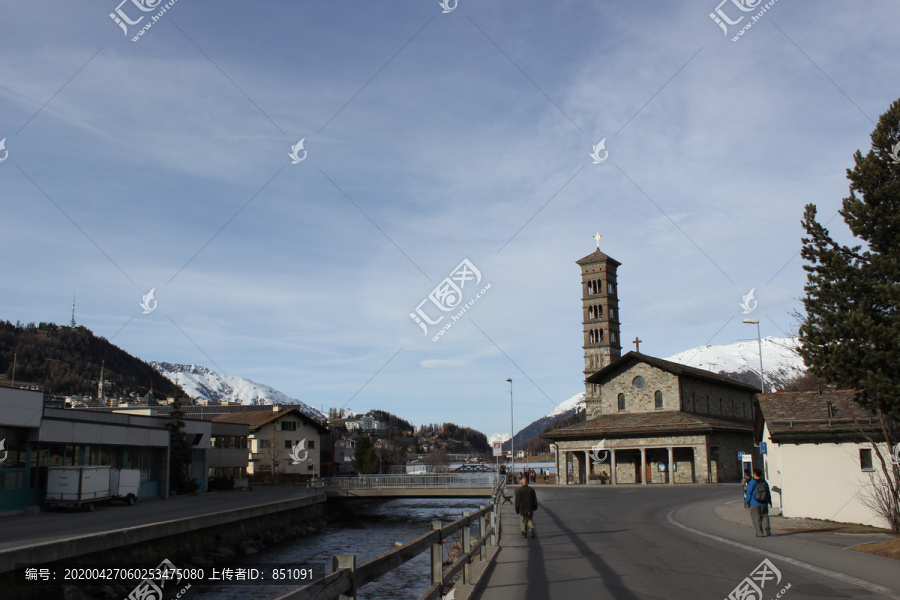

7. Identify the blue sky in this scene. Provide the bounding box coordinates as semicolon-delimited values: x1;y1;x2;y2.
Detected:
1;0;897;437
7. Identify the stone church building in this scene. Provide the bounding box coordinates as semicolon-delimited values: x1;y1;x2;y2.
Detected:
543;245;758;484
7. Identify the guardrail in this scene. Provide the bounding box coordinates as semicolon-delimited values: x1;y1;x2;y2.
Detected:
322;473;499;490
274;478;507;600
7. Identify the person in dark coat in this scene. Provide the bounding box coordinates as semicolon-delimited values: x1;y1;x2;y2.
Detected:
744;467;772;537
514;474;538;538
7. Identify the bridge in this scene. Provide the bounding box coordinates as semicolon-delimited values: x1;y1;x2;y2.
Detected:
319;473;501;498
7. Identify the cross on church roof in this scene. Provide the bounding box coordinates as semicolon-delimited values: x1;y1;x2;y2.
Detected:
633;337;642;352
593;232;602;249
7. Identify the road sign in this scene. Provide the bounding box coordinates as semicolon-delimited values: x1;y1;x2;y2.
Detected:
492;442;502;457
760;442;767;455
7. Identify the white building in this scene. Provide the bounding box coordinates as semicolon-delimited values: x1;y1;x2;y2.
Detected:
345;414;386;431
212;409;330;478
755;390;896;528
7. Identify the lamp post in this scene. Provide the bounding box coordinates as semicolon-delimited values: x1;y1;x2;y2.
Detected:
742;318;765;394
507;378;514;482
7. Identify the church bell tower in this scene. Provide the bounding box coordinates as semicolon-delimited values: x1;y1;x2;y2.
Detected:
578;234;622;419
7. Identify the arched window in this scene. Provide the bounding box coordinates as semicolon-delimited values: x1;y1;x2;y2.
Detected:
589;330;595;343
597;305;603;318
654;390;663;410
617;393;625;411
598;329;604;341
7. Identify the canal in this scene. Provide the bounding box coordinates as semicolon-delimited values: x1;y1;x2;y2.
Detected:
187;497;487;600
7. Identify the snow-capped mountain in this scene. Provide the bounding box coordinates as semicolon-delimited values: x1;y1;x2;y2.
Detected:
665;337;805;391
151;361;325;419
487;433;512;445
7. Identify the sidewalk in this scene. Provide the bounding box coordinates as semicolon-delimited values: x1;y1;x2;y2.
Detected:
715;497;894;535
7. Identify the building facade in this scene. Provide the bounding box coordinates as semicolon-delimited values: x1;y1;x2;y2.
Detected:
755;390;896;528
212;409;330;479
578;248;622;408
543;244;758;485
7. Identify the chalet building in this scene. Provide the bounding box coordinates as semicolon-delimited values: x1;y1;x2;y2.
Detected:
212;409;331;479
543;243;759;485
755;390;895;528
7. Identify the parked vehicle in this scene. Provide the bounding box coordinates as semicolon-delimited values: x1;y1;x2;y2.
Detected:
45;466;141;510
109;468;141;505
46;466;111;511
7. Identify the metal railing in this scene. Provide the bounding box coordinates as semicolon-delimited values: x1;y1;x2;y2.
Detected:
274;479;507;600
322;473;500;490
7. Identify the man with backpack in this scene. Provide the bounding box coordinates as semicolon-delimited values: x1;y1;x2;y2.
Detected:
744;467;772;537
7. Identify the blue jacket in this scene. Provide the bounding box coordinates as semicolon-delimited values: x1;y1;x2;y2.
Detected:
745;478;772;507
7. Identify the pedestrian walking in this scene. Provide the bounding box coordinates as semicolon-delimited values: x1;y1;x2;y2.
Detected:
741;468;752;496
744;468;772;537
514;474;538;538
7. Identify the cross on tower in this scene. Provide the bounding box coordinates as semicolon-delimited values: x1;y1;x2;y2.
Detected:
633;337;642;353
593;232;602;249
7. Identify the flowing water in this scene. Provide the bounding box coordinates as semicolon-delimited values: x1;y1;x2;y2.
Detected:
186;497;488;600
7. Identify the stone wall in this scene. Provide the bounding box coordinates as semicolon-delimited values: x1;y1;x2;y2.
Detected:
680;377;754;422
709;432;756;483
599;363;681;415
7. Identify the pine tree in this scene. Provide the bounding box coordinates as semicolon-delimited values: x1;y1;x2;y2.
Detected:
799;98;900;421
167;396;192;493
352;434;380;474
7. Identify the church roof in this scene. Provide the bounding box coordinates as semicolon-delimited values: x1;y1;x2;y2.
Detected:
754;389;884;443
586;351;760;392
576;248;621;266
542;411;752;440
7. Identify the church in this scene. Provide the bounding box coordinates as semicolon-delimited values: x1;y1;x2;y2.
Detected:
543;241;758;485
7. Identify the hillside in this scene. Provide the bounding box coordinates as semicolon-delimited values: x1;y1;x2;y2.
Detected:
0;321;183;399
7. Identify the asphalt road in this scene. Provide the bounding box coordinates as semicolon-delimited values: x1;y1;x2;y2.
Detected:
475;485;900;600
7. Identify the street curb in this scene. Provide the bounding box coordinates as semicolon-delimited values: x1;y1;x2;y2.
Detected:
666;507;900;600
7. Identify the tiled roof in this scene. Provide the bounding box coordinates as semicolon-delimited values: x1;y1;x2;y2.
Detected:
543;410;752;440
576;249;621;266
755;390;884;442
586;351;760;392
212;408;329;433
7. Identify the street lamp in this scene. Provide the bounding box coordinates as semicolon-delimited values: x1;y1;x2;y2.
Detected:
742;318;765;394
507;378;514;482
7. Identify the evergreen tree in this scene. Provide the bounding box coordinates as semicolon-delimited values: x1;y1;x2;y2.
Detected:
352;434;380;474
167;396;192;493
799;98;900;420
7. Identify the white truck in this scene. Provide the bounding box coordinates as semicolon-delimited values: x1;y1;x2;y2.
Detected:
45;466;141;511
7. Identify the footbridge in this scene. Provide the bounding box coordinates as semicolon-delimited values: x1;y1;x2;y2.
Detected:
319;473;501;498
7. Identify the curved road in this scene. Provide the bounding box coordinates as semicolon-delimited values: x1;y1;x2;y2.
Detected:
475;485;900;600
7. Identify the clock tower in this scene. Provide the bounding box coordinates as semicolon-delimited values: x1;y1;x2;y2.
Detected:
577;234;622;419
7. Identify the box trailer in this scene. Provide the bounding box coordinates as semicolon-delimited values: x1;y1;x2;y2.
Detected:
46;466;111;511
109;468;141;505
